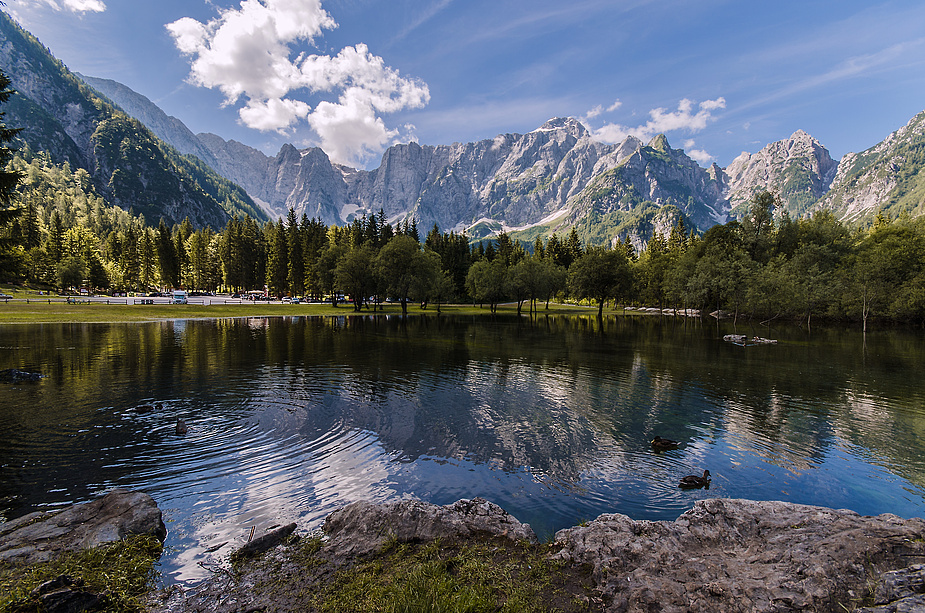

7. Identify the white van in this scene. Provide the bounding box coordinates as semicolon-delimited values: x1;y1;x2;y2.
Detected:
172;290;188;304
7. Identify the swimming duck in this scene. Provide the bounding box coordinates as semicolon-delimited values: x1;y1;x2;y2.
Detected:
651;436;681;451
679;469;710;489
175;418;188;435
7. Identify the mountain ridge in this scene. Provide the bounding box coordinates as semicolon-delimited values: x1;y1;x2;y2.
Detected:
5;8;924;243
0;10;266;229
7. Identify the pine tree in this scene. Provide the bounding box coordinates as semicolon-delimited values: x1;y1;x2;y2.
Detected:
287;208;304;296
0;70;22;214
0;68;23;277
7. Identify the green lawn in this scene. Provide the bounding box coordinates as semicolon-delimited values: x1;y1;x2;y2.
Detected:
0;299;602;324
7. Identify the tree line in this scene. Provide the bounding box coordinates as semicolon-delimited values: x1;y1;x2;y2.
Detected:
2;142;925;326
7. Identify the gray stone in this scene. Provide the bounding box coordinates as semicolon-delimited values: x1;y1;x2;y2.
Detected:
0;368;44;382
858;565;925;612
231;523;297;561
31;574;82;597
322;497;537;558
0;489;167;565
724;129;838;218
552;498;925;612
40;587;102;613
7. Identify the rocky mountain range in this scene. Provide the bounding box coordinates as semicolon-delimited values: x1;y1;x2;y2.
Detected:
4;9;924;245
88;66;925;246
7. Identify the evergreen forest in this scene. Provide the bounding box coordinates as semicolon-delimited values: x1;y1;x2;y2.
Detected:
2;147;925;329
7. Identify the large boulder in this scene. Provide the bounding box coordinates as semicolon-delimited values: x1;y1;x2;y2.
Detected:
0;489;167;565
322;497;537;558
552;498;925;612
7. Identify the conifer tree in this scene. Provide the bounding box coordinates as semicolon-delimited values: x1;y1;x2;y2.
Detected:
0;70;22;214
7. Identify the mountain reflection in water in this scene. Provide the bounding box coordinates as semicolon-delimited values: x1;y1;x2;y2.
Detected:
1;314;924;583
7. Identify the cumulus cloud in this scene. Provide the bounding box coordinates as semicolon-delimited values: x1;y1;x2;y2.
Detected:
167;0;430;166
583;99;622;122
683;139;714;165
20;0;106;13
589;97;725;164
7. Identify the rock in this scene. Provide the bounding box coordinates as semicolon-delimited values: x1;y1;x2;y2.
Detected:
813;111;925;224
30;574;82;597
39;586;102;613
724;129;838;219
552;498;925;612
323;497;537;558
724;334;778;345
0;489;167;566
230;523;297;561
30;575;105;613
0;368;44;382
858;564;925;612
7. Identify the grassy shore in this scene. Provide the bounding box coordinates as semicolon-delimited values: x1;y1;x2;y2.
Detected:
0;299;605;324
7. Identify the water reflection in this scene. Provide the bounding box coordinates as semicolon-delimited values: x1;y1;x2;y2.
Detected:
1;315;924;583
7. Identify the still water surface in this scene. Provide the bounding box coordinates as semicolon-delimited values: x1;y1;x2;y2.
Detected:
1;314;925;582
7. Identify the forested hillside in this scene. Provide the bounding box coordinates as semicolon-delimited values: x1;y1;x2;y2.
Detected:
0;10;265;229
3;154;925;329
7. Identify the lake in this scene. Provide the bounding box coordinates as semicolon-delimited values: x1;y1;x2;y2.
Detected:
1;314;924;583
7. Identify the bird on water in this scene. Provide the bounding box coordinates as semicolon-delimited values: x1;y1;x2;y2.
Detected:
651;436;681;451
679;469;710;489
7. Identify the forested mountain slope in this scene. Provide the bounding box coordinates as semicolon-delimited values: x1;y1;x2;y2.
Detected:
0;11;264;229
812;111;925;223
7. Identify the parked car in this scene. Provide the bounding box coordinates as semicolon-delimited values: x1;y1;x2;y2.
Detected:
0;293;12;300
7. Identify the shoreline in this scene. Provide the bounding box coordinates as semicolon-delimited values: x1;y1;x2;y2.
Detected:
145;496;925;612
4;492;925;612
0;300;608;324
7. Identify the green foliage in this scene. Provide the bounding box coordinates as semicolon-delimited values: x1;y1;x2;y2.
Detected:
0;534;163;613
178;151;266;221
568;246;632;316
301;538;589;613
0;10;263;231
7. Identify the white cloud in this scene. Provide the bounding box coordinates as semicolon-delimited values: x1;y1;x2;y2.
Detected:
593;97;725;143
683;139;714;165
239;98;311;132
590;97;725;163
19;0;106;13
584;105;604;120
592;123;632;143
167;0;430;167
584;98;622;120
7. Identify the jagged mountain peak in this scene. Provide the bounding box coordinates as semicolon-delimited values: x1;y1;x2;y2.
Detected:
724;129;838;217
532;117;589;139
812;108;925;222
647;134;671;153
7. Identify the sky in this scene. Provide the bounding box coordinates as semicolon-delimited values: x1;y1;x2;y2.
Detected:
5;0;925;170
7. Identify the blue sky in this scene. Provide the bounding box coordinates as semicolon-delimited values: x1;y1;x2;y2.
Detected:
6;0;925;169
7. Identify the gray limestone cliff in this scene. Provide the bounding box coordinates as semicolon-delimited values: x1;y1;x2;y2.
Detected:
724;129;839;218
68;66;925;239
812;111;925;223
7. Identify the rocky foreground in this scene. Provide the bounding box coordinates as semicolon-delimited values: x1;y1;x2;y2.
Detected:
3;491;925;612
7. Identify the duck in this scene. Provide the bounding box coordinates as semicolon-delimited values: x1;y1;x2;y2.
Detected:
679;469;711;489
175;418;188;435
651;436;681;451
